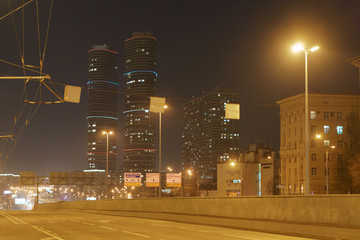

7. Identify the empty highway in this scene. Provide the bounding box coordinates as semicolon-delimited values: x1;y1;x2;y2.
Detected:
0;210;315;240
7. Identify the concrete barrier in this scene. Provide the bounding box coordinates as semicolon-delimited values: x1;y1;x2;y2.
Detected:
35;195;360;239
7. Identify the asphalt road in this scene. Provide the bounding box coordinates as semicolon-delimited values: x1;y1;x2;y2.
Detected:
0;210;315;240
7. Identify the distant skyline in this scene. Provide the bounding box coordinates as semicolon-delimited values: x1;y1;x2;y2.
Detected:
1;0;360;174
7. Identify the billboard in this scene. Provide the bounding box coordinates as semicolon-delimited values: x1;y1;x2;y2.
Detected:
124;172;142;187
146;173;159;187
166;173;181;187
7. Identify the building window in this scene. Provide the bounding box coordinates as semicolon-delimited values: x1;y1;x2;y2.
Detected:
294;141;297;149
337;112;343;120
324;112;329;119
311;140;316;148
350;112;356;119
337;126;343;135
310;111;316;119
324;125;330;134
324;153;330;161
311;168;317;176
338;140;343;148
337;154;343;162
311;125;316;134
338;168;342;176
311;154;317;161
294;127;297;136
324;168;330;176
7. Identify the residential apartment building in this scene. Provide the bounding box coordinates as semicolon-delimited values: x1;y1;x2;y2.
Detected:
182;88;240;190
87;45;118;172
123;32;158;174
277;93;360;194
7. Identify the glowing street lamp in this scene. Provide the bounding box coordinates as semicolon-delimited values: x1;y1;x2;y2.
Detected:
292;42;319;195
102;131;113;178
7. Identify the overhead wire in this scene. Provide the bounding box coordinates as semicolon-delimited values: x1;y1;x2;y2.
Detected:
0;0;33;22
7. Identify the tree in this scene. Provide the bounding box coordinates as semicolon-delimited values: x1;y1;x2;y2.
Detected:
337;110;360;193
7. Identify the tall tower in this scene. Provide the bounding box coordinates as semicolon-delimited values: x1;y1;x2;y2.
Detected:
87;45;118;172
123;32;158;174
182;88;240;190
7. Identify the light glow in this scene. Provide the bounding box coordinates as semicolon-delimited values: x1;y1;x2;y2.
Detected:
309;46;319;52
292;43;305;53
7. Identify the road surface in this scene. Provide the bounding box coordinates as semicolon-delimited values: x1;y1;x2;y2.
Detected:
0;210;315;240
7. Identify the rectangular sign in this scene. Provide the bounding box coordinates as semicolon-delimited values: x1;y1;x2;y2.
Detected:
124;172;142;187
166;173;181;187
150;97;166;113
146;173;159;187
225;103;240;119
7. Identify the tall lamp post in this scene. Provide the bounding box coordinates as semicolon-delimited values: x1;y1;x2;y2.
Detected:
150;96;167;198
102;131;113;178
292;43;319;195
316;134;335;194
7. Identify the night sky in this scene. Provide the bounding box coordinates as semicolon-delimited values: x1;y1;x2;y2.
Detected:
1;0;360;175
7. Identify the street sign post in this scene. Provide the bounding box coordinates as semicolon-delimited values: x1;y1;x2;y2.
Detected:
124;172;142;187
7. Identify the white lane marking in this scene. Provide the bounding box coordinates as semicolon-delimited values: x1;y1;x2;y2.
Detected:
123;230;151;238
223;233;259;240
4;213;64;240
197;230;210;233
29;225;64;240
0;212;19;224
98;220;114;223
82;222;96;226
100;226;117;231
151;223;171;228
126;219;144;223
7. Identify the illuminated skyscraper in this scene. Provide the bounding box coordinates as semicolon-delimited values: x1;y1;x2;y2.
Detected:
182;88;240;190
87;45;118;172
123;32;158;174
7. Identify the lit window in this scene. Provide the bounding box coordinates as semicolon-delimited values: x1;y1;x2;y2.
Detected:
92;129;96;132
310;111;316;119
324;125;330;134
337;126;343;135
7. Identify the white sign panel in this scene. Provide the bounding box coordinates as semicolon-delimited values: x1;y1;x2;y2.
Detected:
225;103;240;119
64;85;81;103
146;173;159;187
166;173;182;187
15;198;26;205
124;172;142;187
150;97;166;113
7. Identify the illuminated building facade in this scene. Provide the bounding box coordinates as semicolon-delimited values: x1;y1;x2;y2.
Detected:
123;32;157;174
277;93;360;194
182;88;240;190
87;45;118;172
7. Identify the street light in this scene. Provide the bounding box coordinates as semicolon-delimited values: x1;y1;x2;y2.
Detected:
167;167;173;172
316;134;335;194
102;131;113;178
292;42;319;195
